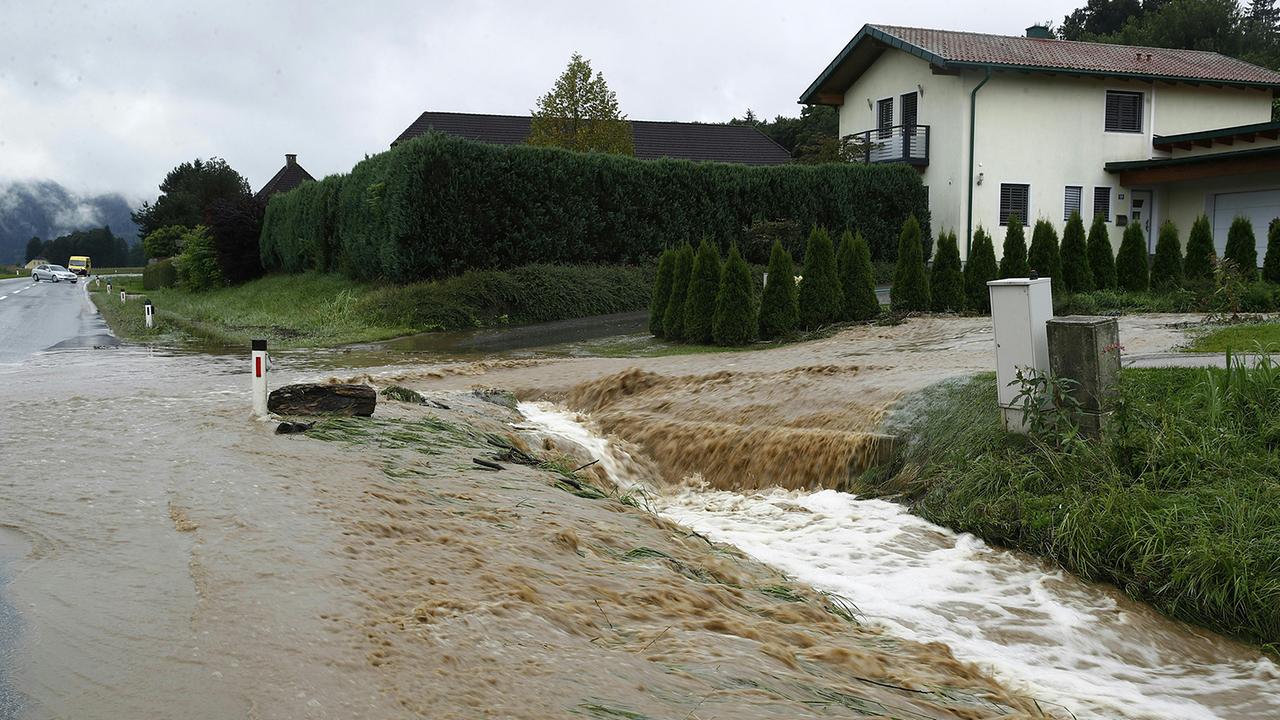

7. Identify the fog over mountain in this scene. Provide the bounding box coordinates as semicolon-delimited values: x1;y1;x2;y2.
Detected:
0;181;140;263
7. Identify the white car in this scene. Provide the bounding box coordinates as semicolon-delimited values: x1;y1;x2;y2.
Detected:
31;264;79;283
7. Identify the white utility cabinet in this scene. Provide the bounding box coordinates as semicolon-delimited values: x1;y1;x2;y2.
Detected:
987;278;1053;433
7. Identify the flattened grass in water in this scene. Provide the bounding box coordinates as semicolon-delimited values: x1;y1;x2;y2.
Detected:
873;365;1280;650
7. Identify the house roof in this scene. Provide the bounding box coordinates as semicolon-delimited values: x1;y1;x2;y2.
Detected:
392;111;792;165
801;24;1280;104
254;154;316;203
1153;120;1280;151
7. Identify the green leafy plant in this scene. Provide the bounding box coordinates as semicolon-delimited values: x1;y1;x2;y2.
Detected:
798;226;844;329
1150;220;1183;291
1085;213;1117;290
712;244;755;346
1115;222;1149;292
1184;214;1217;290
1060;212;1092;293
998;215;1029;278
527;52;634;155
964;227;998;314
1224;216;1258;281
838;230;880;321
1010;366;1083;450
758;240;799;339
682;238;721;343
929;229;964;312
174;226;224;291
648;249;675;337
891;215;930;312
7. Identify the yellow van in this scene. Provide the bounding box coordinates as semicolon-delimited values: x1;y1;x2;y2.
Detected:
68;256;91;276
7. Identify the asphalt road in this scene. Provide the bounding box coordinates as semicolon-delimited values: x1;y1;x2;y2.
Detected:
0;274;117;364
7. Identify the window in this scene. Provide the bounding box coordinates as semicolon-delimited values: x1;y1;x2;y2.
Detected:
876;98;893;138
999;183;1030;227
1094;186;1112;223
1064;186;1082;222
1105;91;1143;133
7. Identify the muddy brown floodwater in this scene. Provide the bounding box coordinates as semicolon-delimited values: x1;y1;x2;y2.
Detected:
0;310;1273;719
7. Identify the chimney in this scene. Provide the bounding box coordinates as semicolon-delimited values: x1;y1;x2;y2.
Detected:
1025;24;1053;39
285;153;297;167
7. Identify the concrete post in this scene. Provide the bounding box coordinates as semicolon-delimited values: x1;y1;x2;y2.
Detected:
1047;316;1120;437
144;300;154;329
988;278;1053;433
251;339;269;417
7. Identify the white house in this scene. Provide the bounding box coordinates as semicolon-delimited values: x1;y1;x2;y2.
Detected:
801;24;1280;264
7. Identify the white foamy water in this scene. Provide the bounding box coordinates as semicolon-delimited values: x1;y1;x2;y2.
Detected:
520;402;1280;720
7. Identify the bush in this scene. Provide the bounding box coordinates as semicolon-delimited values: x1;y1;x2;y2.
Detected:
998;215;1029;278
259;133;931;282
207;195;265;285
712;244;755;345
1224;216;1258;280
143;225;188;260
142;258;177;290
1150;220;1183;291
663;244;695;339
759;240;799;339
891;215;930;312
798;226;844;329
1264;218;1280;285
1027;219;1063;292
1115;222;1149;292
1184;214;1216;289
965;227;998;314
1085;213;1117;290
929;230;964;312
838;230;879;321
1060;212;1092;293
648;249;676;337
173;226;224;291
683;238;722;343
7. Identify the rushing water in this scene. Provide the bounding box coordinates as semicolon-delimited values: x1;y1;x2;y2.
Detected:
520;402;1280;720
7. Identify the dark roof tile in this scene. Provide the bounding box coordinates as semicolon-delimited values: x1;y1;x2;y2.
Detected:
254;154;316;202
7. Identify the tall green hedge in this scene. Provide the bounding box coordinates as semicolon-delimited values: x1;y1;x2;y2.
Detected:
798;226;843;329
1150;220;1183;290
999;216;1029;278
759;241;799;339
260;133;931;282
965;227;998;314
1060;212;1092;293
1028;219;1063;293
1086;214;1117;290
648;249;676;337
839;230;879;321
891;215;930;312
683;239;721;343
1265;219;1280;285
930;230;964;312
1225;216;1258;280
1116;222;1149;292
1184;214;1216;287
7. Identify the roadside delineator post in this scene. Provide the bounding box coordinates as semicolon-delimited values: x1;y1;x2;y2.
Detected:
120;290;126;304
987;277;1053;434
251;339;269;416
144;299;154;329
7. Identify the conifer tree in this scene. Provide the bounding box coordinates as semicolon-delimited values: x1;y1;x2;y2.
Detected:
998;215;1029;278
1224;216;1258;280
662;243;694;339
891;215;931;312
798;226;844;329
1086;213;1117;290
682;238;721;343
839;230;880;321
1060;212;1092;293
758;240;799;339
1264;219;1280;285
1116;222;1149;292
712;244;755;346
964;227;998;313
1028;219;1064;294
1150;220;1183;291
1183;214;1216;288
648;248;675;337
930;230;965;312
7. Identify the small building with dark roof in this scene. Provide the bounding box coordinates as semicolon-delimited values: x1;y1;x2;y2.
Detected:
254;154;316;203
392;111;792;165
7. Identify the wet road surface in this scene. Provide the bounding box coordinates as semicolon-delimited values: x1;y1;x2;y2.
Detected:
0;277;115;364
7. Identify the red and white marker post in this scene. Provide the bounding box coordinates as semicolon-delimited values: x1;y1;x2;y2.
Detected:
251;339;269;416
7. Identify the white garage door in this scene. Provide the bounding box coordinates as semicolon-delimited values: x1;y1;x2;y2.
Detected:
1213;190;1280;265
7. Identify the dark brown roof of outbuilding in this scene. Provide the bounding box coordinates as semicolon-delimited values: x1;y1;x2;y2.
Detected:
802;23;1280;103
392;111;792;165
254;154;316;202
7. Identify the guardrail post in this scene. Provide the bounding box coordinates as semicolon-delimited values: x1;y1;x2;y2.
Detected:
251;339;269;416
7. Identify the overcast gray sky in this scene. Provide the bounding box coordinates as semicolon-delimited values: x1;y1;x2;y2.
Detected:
0;1;1081;201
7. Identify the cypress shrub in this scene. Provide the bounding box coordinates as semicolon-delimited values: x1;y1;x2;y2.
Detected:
1265;218;1280;285
1116;222;1149;292
759;240;799;339
1183;214;1216;288
1060;212;1092;293
1086;213;1117;290
662;244;694;338
260;133;931;281
683;238;722;343
712;244;755;346
839;230;880;321
1225;216;1258;280
998;215;1029;278
798;226;844;329
1028;219;1064;292
930;230;965;312
1150;221;1183;291
648;249;676;337
964;227;998;314
891;215;930;312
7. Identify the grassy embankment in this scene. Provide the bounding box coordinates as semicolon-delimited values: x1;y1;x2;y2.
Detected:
90;264;653;348
1189;322;1280;353
872;363;1280;652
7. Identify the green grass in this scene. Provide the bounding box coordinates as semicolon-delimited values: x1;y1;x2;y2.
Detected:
871;364;1280;650
1189;322;1280;353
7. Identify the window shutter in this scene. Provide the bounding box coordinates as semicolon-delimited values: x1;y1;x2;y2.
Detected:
877;98;893;138
1105;91;1143;133
1064;186;1082;222
999;184;1030;226
1093;187;1112;223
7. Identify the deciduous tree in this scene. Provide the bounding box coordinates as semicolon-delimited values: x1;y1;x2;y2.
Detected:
528;53;634;155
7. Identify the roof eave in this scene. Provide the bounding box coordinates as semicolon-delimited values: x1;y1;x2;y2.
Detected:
798;24;947;105
946;60;1280;90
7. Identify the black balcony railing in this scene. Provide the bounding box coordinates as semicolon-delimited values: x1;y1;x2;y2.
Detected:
846;124;929;166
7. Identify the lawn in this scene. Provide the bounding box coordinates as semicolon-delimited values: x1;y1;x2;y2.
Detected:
872;363;1280;651
1188;321;1280;353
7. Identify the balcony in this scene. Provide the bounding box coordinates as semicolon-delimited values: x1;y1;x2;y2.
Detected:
845;124;929;166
